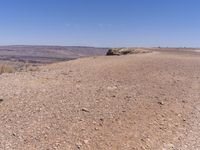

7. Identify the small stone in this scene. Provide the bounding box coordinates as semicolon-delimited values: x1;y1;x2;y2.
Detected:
125;96;131;99
79;119;84;122
95;127;99;130
0;99;3;102
81;108;90;112
158;101;164;105
107;86;117;91
76;142;82;149
100;118;104;122
141;138;145;142
182;100;186;103
83;140;89;144
12;133;16;136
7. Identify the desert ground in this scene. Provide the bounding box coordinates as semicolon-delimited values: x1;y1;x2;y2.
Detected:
0;48;200;149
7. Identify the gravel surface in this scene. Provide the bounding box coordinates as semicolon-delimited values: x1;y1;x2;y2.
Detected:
0;50;200;150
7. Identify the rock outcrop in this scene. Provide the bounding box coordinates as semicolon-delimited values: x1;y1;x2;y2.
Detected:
106;48;150;56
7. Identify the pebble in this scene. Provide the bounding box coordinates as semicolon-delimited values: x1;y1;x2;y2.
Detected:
76;142;82;149
158;101;164;105
83;140;89;144
81;108;90;112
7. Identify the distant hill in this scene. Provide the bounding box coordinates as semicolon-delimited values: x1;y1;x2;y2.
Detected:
0;45;108;63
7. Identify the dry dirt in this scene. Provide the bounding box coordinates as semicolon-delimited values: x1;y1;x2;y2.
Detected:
0;50;200;150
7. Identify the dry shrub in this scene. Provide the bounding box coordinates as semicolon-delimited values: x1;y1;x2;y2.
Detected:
0;64;15;74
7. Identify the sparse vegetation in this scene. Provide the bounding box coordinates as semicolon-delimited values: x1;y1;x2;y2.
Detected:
0;64;15;74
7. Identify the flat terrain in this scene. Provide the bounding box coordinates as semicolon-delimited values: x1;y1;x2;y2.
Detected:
0;49;200;149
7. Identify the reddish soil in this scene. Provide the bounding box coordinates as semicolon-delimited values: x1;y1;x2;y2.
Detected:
0;49;199;149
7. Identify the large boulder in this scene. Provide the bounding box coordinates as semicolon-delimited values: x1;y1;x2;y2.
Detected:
106;48;150;56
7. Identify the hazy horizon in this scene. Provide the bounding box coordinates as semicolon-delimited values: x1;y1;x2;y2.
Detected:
0;45;199;49
0;0;200;47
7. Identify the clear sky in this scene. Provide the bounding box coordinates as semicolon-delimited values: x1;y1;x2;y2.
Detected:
0;0;200;47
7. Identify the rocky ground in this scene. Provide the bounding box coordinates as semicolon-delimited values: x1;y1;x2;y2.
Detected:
0;49;200;150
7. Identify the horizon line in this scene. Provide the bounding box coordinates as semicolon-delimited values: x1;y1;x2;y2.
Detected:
0;44;199;49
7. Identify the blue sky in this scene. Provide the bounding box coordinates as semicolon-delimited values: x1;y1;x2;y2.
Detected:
0;0;200;47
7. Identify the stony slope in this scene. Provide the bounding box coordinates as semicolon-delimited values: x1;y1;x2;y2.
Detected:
0;50;200;150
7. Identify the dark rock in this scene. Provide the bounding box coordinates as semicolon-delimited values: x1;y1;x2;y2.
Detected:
81;108;90;112
106;48;150;56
